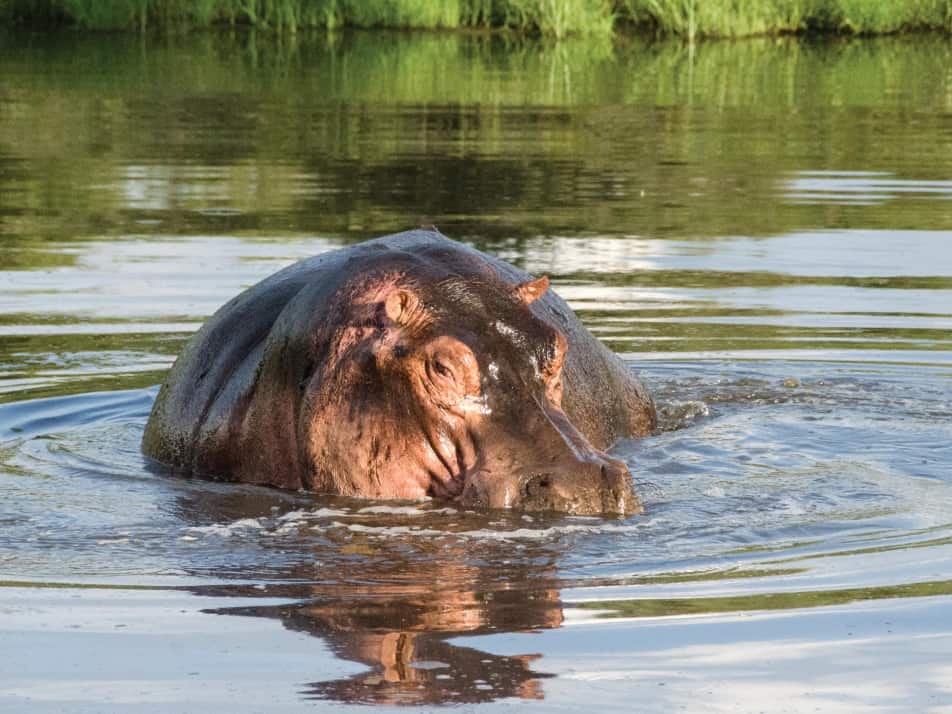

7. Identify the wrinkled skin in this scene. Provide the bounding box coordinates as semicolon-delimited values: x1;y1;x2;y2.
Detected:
142;229;655;515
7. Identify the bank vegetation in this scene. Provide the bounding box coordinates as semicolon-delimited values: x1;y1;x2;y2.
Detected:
3;0;952;39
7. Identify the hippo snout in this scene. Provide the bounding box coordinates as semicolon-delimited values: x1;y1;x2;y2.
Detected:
458;450;641;516
503;454;641;517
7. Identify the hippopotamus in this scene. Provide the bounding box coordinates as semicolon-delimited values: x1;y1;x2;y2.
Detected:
142;229;655;515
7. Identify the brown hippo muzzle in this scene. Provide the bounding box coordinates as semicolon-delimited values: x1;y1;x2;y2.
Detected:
522;455;639;516
456;395;642;517
459;453;641;517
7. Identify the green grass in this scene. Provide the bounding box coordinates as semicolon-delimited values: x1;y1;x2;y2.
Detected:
2;0;952;37
0;0;614;36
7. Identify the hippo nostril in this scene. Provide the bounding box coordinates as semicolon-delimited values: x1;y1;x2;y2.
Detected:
524;474;551;499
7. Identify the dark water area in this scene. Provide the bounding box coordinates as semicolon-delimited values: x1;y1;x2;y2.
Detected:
1;30;951;712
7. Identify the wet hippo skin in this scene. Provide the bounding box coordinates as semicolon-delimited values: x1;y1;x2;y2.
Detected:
142;229;656;515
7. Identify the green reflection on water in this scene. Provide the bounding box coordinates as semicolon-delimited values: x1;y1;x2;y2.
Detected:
721;540;824;555
562;271;952;290
576;578;952;617
764;534;952;564
1;31;951;250
610;567;807;585
0;579;171;591
0;371;169;404
597;329;952;356
0;330;184;403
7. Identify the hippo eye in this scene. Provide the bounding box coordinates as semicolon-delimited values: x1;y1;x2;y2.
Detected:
428;357;456;385
422;336;480;402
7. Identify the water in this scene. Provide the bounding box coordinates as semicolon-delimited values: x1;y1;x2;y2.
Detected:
1;31;951;712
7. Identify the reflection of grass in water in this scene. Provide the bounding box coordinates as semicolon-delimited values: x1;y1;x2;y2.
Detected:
614;567;807;584
720;540;822;556
0;579;171;590
0;330;183;404
561;270;952;291
764;534;952;564
843;522;952;543
3;0;952;36
0;314;196;326
3;33;952;245
596;322;952;357
577;578;952;618
0;250;77;271
0;370;170;404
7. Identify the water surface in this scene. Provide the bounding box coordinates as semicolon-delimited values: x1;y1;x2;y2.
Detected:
1;31;951;712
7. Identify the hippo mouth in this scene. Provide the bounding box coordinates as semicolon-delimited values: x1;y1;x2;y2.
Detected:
426;471;468;500
453;463;642;517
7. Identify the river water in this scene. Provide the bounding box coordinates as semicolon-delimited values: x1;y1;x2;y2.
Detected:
1;31;951;712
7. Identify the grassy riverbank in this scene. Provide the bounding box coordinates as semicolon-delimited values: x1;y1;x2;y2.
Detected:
3;0;952;38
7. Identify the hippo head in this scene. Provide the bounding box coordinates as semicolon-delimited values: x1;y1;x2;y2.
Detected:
311;266;641;517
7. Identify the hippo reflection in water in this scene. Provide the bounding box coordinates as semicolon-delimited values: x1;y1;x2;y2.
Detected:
143;229;655;515
180;489;566;706
275;552;560;705
205;534;564;705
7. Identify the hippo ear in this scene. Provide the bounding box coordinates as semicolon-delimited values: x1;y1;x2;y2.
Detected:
383;288;426;328
512;275;550;305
